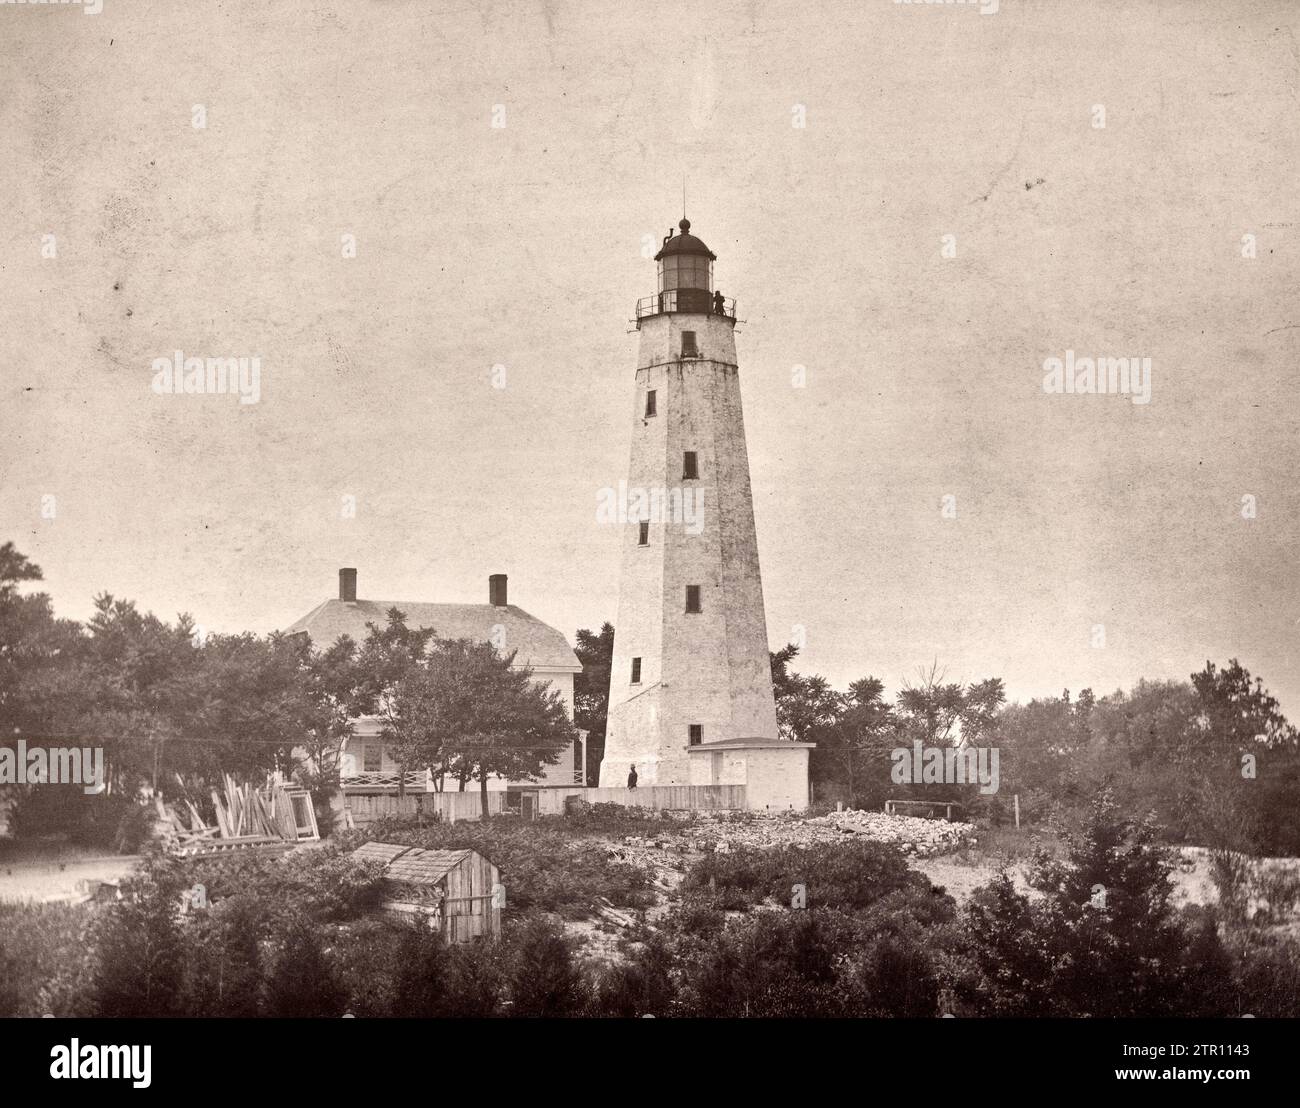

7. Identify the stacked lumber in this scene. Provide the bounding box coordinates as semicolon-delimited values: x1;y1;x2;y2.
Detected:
155;775;312;856
210;774;280;839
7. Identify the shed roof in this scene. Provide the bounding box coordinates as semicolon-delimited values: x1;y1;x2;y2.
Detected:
350;842;481;885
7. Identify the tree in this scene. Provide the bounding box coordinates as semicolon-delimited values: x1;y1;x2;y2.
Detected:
0;543;83;735
1188;659;1300;855
573;622;614;783
431;639;574;816
770;644;840;744
352;609;436;796
819;677;894;809
356;614;577;814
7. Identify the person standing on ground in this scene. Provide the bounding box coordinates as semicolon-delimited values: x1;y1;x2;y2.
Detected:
627;765;638;789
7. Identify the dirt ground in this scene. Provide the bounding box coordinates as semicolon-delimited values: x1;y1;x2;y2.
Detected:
0;841;142;904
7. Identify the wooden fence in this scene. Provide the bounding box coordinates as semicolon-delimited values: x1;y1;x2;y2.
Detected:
532;785;746;816
342;784;745;825
342;790;510;825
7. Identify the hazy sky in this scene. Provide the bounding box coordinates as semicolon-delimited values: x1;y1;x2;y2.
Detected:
2;0;1297;716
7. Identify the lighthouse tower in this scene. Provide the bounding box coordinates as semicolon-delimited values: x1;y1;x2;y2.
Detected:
600;218;808;808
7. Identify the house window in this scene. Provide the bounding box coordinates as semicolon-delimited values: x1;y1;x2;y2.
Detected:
631;657;642;684
638;519;649;545
681;331;698;358
683;451;698;480
689;724;703;746
645;389;657;417
363;742;382;772
685;585;702;614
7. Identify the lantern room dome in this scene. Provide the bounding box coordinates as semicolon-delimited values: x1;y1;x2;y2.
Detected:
654;218;717;261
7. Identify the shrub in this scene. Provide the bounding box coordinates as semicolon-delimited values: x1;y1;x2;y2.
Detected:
391;926;454;1018
508;915;585;1017
180;893;265;1016
320;919;401;1017
683;840;921;912
443;937;507;1017
1230;930;1300;1017
588;934;677;1017
92;858;187;1016
7;788;154;854
263;914;345;1017
188;842;386;926
682;910;843;1018
0;901;99;1017
561;802;666;833
850;931;939;1017
963;789;1239;1018
358;821;653;919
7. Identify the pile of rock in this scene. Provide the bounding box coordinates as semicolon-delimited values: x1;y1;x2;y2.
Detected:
808;808;976;856
653;809;977;857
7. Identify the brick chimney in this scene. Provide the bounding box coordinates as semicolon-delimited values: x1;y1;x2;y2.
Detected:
339;568;357;602
489;573;508;607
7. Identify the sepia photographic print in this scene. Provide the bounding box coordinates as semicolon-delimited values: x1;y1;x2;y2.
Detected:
1;0;1297;1091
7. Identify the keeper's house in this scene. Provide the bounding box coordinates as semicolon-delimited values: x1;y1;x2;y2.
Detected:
285;569;585;792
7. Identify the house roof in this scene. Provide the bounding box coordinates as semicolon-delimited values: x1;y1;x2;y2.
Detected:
283;599;581;672
350;842;481;885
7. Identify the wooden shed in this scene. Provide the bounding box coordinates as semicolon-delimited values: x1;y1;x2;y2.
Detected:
351;842;501;943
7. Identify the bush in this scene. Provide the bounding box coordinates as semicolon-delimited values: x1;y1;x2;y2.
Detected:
262;914;345;1017
92;858;187;1017
561;803;666;833
683;840;922;912
188;842;386;925
962;789;1239;1017
507;915;585;1017
681;910;843;1018
0;901;98;1017
180;893;265;1016
588;934;677;1017
359;820;654;919
391;926;454;1017
442;937;507;1017
1231;930;1300;1016
7;788;154;854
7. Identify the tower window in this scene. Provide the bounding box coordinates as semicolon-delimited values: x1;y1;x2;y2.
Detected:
638;520;649;546
363;742;382;773
631;657;642;684
683;451;698;480
644;389;657;417
681;331;698;358
685;585;702;614
689;724;703;746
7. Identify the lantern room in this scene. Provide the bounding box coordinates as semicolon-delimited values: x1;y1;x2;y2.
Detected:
656;218;714;298
635;218;736;325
